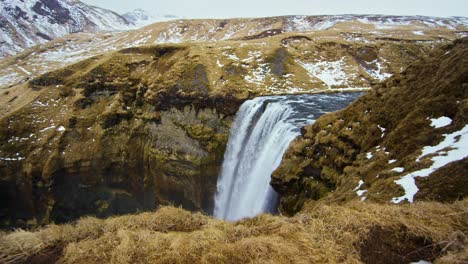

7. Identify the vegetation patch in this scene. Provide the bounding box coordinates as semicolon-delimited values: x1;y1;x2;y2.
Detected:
0;200;466;263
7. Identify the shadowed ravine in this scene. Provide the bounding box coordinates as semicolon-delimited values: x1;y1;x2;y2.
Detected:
214;92;363;221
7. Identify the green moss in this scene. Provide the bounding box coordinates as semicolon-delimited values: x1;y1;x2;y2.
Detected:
185;124;214;141
141;112;161;123
94;200;110;214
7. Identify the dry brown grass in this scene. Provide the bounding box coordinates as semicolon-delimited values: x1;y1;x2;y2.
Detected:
1;199;466;264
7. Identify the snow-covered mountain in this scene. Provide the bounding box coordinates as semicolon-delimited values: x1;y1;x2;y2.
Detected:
122;8;178;28
0;0;132;58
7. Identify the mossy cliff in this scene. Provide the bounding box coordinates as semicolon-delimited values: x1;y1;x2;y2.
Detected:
0;46;243;229
272;38;468;215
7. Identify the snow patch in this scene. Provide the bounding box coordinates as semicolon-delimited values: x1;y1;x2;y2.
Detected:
286;16;314;32
353;180;364;191
392;125;468;203
356;190;367;197
39;126;55;133
299;58;356;88
244;63;269;85
155;23;185;43
357;17;412;29
430;116;452;128
18;66;31;75
0;157;26;161
363;60;392;82
378;124;386;137
0;72;20;87
222;50;239;61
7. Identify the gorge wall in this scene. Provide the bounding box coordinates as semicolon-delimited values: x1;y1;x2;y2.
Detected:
0;46;243;228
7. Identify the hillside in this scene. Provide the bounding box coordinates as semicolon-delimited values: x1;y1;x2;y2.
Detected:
1;14;466;90
272;37;468;214
0;0;132;58
0;37;441;228
1;34;466;264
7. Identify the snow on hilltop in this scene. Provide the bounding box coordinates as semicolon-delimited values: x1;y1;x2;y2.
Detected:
0;0;132;58
0;13;466;89
122;8;179;28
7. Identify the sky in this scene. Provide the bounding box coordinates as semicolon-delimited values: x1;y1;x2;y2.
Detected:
81;0;468;18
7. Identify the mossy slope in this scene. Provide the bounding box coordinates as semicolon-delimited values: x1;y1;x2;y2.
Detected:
272;38;468;214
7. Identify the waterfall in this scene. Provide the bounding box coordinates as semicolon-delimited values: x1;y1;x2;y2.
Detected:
213;93;362;221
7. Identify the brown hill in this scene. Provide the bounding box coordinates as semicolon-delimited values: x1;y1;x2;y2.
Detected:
1;15;466;90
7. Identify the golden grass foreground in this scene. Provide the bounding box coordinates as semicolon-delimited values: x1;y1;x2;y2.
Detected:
0;199;467;264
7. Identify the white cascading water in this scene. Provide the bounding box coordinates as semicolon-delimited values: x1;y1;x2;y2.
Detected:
213;93;362;221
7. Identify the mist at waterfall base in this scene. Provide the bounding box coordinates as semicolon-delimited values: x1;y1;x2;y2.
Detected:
213;93;363;221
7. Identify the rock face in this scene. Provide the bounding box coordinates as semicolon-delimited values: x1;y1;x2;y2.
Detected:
0;0;132;58
272;38;468;215
0;45;242;228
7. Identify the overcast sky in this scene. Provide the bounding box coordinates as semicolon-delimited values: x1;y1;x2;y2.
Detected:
81;0;468;18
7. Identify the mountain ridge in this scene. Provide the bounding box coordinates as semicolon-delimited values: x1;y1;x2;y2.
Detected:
0;0;133;58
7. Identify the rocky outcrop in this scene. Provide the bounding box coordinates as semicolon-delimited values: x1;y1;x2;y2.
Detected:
272;38;468;215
